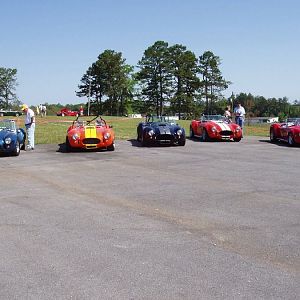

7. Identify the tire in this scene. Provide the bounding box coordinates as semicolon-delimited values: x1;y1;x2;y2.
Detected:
189;126;194;139
12;141;20;156
202;129;209;142
62;113;65;117
234;138;241;142
288;133;295;146
65;137;72;152
15;113;19;117
0;113;3;117
141;134;147;146
270;128;277;142
179;139;186;146
20;142;25;150
107;141;115;151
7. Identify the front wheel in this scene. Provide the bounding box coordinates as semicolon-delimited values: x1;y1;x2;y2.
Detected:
288;133;295;146
12;142;20;156
270;128;277;142
107;141;115;151
234;138;241;142
179;138;186;146
65;137;72;152
189;126;194;139
141;134;148;146
202;129;209;142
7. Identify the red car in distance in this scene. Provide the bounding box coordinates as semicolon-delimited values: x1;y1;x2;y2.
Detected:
190;114;242;142
57;108;79;117
270;118;300;146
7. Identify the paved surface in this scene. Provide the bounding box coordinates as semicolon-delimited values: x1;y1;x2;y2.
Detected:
0;137;299;299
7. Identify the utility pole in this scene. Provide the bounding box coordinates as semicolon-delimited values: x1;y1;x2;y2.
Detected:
87;80;91;116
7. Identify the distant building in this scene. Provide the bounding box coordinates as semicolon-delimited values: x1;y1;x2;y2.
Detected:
128;114;142;118
246;117;279;125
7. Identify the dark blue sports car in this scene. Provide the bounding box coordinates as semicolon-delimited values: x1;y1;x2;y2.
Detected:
137;115;186;146
0;119;26;156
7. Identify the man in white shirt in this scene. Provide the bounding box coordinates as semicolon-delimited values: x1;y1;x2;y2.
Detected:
234;102;246;130
21;104;35;150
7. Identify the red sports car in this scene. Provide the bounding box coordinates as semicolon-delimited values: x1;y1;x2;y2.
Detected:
65;116;115;151
57;108;79;117
190;115;242;142
270;118;300;146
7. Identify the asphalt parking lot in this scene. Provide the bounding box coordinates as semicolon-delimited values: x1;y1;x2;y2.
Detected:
0;137;299;299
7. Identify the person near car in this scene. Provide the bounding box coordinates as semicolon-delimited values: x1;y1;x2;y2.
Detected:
21;104;35;150
234;102;246;131
224;105;232;122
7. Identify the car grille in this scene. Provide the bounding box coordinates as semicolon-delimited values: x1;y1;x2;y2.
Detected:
82;138;100;144
156;134;173;144
220;130;232;136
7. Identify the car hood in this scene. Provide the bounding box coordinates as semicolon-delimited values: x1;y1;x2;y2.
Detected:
151;122;180;134
0;129;16;139
207;120;236;131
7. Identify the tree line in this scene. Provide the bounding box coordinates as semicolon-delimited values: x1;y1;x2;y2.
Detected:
76;40;299;119
1;40;299;119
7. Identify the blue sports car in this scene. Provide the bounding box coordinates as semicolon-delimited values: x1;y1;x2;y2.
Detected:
0;119;26;156
137;115;186;146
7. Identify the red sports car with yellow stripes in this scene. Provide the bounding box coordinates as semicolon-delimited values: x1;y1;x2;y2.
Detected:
190;115;242;142
65;116;115;151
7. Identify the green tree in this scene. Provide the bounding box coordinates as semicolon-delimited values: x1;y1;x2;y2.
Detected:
0;67;18;108
77;50;134;116
198;51;230;114
136;41;172;116
167;44;200;119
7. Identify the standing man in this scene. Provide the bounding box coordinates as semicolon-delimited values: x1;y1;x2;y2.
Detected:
21;104;35;150
234;102;246;134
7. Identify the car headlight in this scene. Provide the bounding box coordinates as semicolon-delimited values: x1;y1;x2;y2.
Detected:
236;126;241;132
211;126;217;133
148;130;154;136
72;133;79;140
104;132;111;140
177;129;182;136
5;137;12;144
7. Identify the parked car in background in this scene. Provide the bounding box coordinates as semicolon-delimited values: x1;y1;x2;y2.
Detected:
190;115;242;142
0;119;26;156
0;109;22;117
57;108;79;117
65;115;115;151
270;118;300;146
137;115;186;146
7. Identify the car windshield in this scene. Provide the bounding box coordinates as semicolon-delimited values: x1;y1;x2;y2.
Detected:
287;118;300;125
201;115;225;121
73;116;106;127
0;120;16;131
146;116;173;123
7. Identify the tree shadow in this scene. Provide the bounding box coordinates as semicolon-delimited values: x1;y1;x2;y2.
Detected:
258;139;299;148
128;139;141;147
56;143;110;153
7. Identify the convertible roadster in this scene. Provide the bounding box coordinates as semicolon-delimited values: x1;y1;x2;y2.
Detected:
0;119;26;156
65;115;115;151
190;115;242;142
270;118;300;146
137;115;186;146
57;107;79;117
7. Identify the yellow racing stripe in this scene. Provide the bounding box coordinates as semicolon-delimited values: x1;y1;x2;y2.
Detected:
84;126;97;138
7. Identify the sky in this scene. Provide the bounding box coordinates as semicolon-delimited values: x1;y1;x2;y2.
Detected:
1;0;299;106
